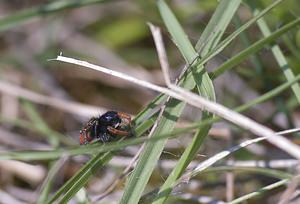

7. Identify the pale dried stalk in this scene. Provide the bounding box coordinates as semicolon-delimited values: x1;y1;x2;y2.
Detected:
109;157;299;170
171;84;300;159
148;23;171;86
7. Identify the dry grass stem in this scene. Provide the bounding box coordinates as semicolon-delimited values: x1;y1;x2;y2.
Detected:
149;23;172;86
179;128;300;185
109;157;299;170
226;159;299;169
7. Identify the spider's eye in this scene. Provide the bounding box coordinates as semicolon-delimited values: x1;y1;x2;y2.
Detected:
100;111;121;125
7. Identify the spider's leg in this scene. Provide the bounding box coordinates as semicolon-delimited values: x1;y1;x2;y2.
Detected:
107;126;130;136
117;112;131;125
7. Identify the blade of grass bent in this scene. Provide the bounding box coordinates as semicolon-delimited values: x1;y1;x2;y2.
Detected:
153;1;240;203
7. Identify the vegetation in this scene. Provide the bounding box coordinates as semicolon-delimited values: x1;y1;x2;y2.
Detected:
0;0;299;203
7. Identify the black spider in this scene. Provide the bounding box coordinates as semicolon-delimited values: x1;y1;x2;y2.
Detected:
79;111;132;145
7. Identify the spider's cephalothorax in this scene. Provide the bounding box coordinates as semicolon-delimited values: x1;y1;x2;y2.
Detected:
79;111;132;145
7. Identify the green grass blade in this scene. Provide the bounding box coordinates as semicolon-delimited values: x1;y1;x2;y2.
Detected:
154;5;196;62
211;17;300;79
0;0;107;32
152;114;211;204
157;0;216;99
153;1;240;203
47;152;112;204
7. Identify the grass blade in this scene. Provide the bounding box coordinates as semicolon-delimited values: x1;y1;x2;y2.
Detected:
152;1;240;203
47;152;112;204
